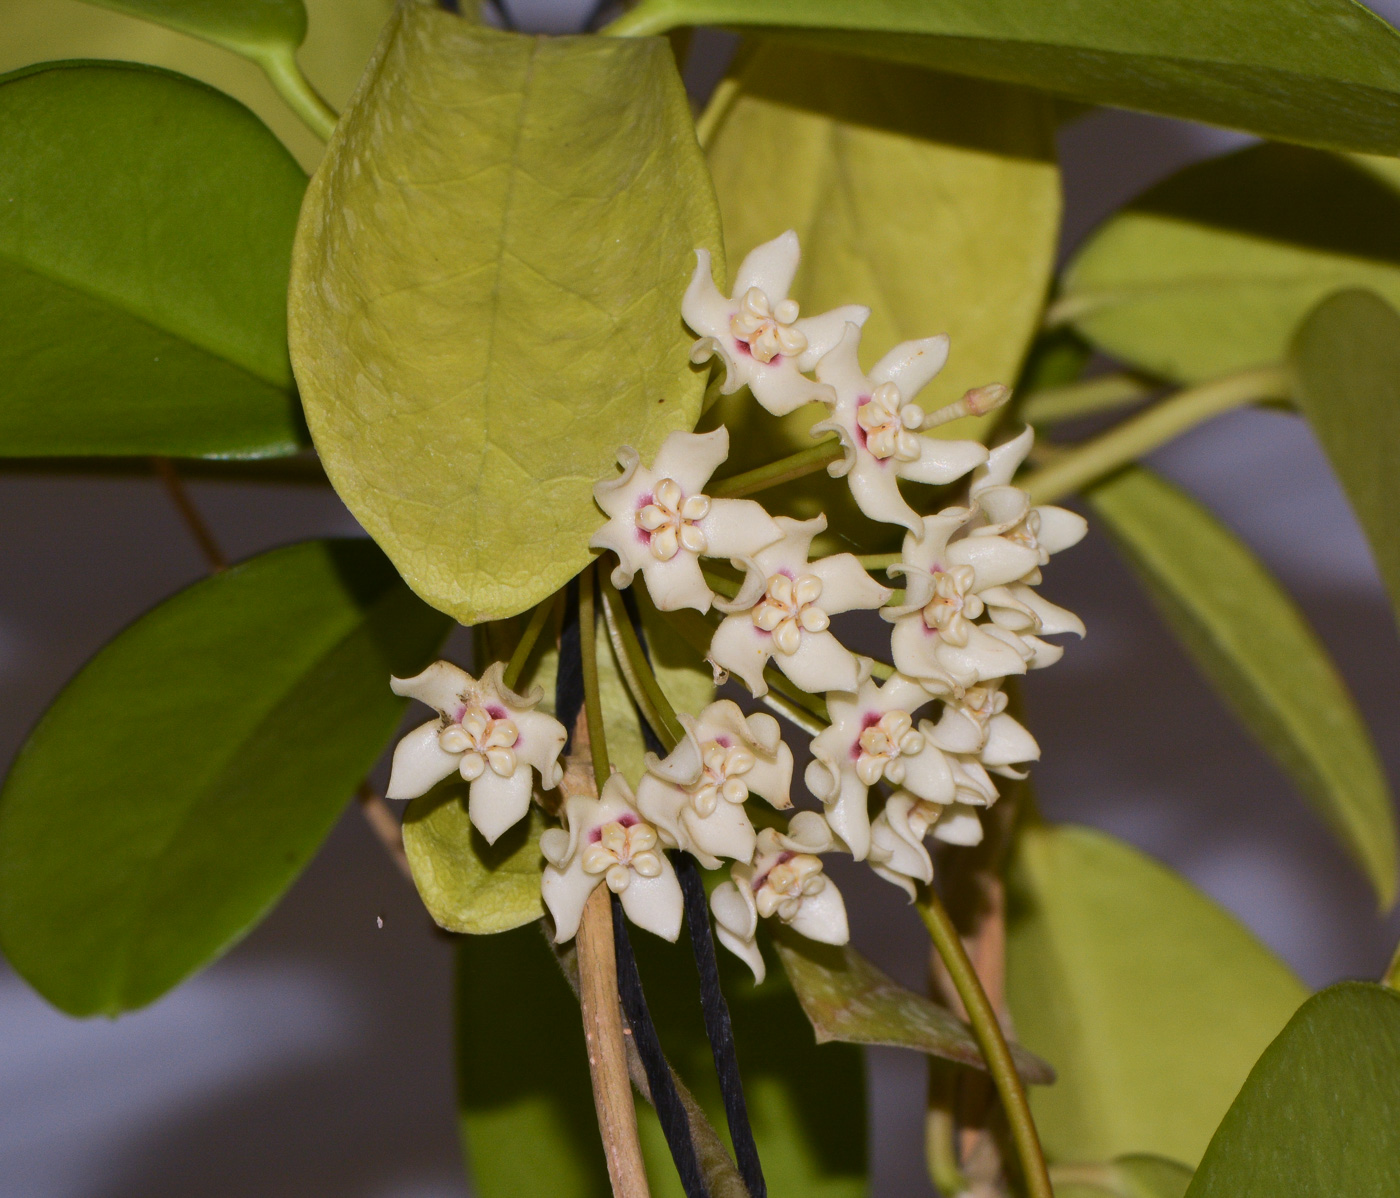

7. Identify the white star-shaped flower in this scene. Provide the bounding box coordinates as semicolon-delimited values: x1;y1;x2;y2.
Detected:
591;427;783;613
707;514;892;697
924;682;1040;779
883;508;1044;693
810;324;989;537
387;660;566;844
681;230;870;416
540;774;683;943
804;664;953;860
868;791;988;899
709;813;849;983
636;700;793;870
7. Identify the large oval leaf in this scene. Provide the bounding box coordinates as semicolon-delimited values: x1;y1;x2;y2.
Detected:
0;61;308;457
1006;823;1307;1166
1087;466;1398;905
1060;145;1400;383
1291;290;1400;635
289;3;722;625
1185;983;1400;1198
610;0;1400;156
0;539;451;1015
701;40;1058;548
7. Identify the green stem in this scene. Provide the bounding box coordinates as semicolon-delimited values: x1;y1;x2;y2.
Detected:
709;437;843;499
254;45;339;142
1384;937;1400;991
599;578;684;751
502;593;558;691
918;888;1052;1198
579;567;611;783
1020;364;1291;506
1048;1163;1130;1196
601;7;672;36
1019;372;1155;426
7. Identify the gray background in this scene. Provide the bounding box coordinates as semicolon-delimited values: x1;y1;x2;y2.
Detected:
4;3;1400;1195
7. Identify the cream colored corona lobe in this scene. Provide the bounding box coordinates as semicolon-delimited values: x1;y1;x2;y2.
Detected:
580;819;664;893
730;287;808;363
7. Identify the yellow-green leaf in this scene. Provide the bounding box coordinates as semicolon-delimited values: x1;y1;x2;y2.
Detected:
1087;466;1398;905
1055;1154;1194;1198
700;41;1058;549
76;0;308;56
1006;823;1307;1166
402;792;546;935
1061;145;1400;384
289;2;721;625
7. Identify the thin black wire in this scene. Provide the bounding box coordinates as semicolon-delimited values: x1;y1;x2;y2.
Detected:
676;854;767;1198
557;579;583;751
611;895;709;1198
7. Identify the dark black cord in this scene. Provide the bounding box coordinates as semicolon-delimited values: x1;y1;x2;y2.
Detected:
611;895;709;1198
556;579;583;750
676;854;767;1198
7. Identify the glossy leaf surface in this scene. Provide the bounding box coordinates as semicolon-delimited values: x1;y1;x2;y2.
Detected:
402;794;546;934
0;62;307;457
1006;823;1307;1166
0;540;451;1015
1088;466;1397;905
613;0;1400;155
290;3;722;624
457;922;865;1198
1061;145;1400;383
774;931;1053;1083
1185;983;1400;1197
701;41;1058;549
1292;290;1400;634
77;0;307;54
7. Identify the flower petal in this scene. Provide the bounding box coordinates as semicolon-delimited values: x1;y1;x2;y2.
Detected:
899;743;956;806
542;857;600;943
681;249;735;344
787;882;849;946
793;306;870;372
711;878;765;983
652;427;729;496
619;855;684;941
983;712;1040;768
946;536;1041;589
744;741;795;809
680;800;758;868
468;765;534;845
1036;504;1089;555
749;362;836;417
844;451;921;535
932;803;985;846
386;719;460;800
973;426;1034;493
707;613;774;696
774;628;860;695
641;552;713;613
390;660;472;717
896;437;989;486
732;229;801;299
698;497;784;560
870;335;950;400
510;708;569;790
809;553;892;615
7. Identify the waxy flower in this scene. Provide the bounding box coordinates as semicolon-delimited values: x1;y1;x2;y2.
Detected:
812;324;990;536
387;661;566;844
884;508;1043;692
636;701;793;870
804;664;955;860
540;774;683;943
708;514;891;696
591;427;783;613
924;682;1040;779
710;813;849;983
682;231;870;417
868;792;988;898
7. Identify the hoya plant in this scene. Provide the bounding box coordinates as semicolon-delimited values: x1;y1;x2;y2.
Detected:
2;0;1400;1195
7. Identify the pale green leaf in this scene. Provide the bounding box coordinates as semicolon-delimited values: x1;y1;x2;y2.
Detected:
773;930;1054;1083
1061;145;1400;384
289;2;722;624
402;792;546;934
1291;289;1400;634
0;61;308;457
1006;823;1308;1166
76;0;307;55
611;0;1400;156
0;540;451;1015
1054;1154;1194;1198
1185;983;1400;1197
700;40;1058;549
1087;466;1397;905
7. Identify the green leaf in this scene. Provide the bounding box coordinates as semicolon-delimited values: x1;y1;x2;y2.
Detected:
458;922;866;1198
773;930;1054;1084
289;3;722;625
402;791;546;935
1185;983;1400;1197
1086;466;1398;906
1060;144;1400;384
1292;289;1400;632
0;61;308;457
700;39;1058;550
76;0;307;56
1005;823;1308;1167
1055;1154;1194;1198
611;0;1400;156
0;539;451;1015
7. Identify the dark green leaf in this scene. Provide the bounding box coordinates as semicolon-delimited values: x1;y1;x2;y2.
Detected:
1292;289;1400;633
0;539;451;1014
76;0;308;55
773;930;1053;1084
611;0;1400;156
1087;465;1398;905
1185;983;1400;1197
1060;145;1400;383
0;61;307;456
1006;823;1307;1166
290;5;722;624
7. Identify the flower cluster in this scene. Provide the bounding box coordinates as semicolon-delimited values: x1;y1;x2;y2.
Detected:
385;231;1084;983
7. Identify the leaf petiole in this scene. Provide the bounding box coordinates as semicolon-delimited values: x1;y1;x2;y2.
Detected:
579;566;611;783
599;576;685;751
709;437;843;499
252;45;338;142
502;592;560;691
